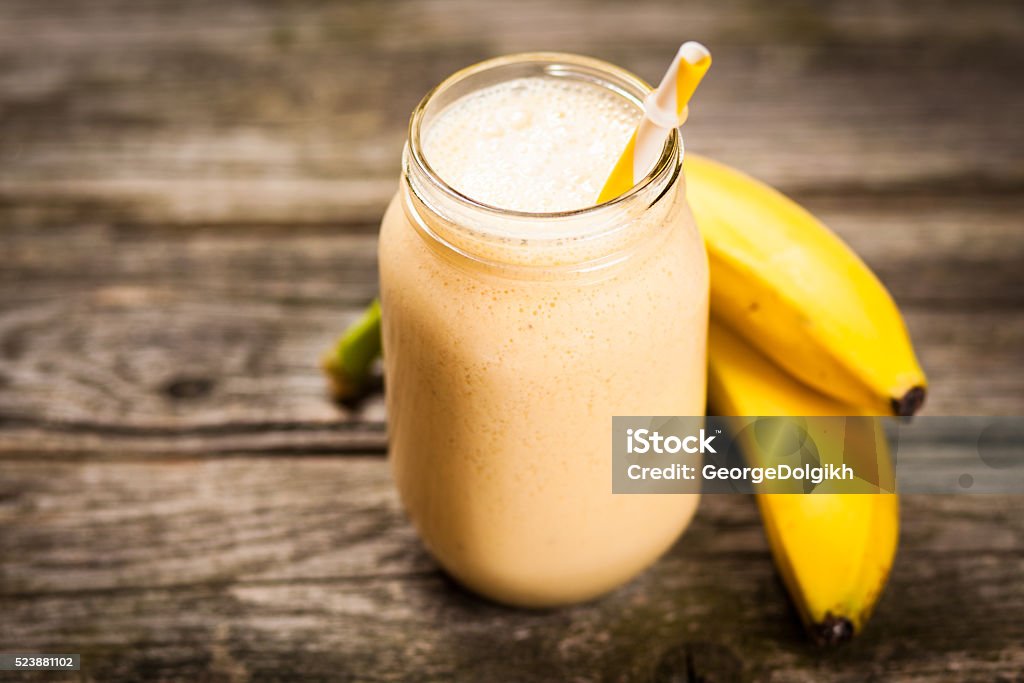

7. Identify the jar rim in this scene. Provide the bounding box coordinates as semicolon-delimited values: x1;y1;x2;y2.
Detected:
406;51;680;222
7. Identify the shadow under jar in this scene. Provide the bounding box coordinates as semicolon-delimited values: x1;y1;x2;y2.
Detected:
378;53;708;607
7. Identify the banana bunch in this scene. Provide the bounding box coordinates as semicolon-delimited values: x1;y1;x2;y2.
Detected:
686;154;914;644
322;153;922;645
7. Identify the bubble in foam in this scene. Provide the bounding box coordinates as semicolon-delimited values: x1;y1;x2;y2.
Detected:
423;77;641;214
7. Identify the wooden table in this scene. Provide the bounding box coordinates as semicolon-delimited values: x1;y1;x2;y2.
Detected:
2;1;1023;680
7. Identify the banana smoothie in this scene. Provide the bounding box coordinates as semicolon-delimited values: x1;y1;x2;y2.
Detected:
378;54;708;607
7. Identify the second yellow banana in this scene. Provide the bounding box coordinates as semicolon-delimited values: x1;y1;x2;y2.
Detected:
708;320;899;644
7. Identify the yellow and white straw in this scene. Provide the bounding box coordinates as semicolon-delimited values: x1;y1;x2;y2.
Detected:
598;42;711;204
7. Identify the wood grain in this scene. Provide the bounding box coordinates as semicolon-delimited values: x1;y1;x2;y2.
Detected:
1;197;1022;458
2;457;1023;682
1;0;1022;225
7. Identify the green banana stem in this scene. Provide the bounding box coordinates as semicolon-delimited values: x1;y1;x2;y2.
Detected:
322;299;383;400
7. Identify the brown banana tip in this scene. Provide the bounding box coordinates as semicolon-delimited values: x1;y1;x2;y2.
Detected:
813;614;855;647
325;372;361;402
892;386;926;417
320;354;354;400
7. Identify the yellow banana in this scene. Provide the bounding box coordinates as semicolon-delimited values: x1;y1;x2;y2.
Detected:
708;319;899;645
687;153;926;416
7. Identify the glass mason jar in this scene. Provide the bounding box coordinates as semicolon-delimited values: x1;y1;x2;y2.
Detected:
378;53;708;607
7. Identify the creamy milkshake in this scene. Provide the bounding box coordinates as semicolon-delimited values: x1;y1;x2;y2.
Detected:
379;54;708;607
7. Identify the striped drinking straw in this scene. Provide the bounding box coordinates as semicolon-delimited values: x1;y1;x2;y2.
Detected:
597;42;712;204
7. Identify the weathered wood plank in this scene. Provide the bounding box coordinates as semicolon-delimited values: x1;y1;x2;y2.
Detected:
0;196;1022;455
1;457;1022;682
0;303;1020;458
1;0;1022;225
0;290;386;452
2;197;1022;310
0;297;1019;455
2;455;1019;594
2;194;1020;441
